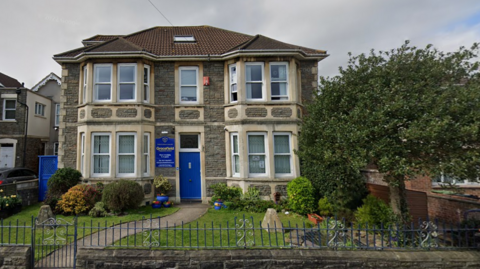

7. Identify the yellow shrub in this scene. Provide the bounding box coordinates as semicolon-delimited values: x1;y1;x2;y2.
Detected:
56;190;90;215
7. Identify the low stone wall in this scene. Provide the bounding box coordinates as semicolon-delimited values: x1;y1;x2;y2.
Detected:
0;246;31;269
0;179;38;206
76;248;480;269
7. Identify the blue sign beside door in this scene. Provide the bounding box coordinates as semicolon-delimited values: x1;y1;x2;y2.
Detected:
155;137;175;168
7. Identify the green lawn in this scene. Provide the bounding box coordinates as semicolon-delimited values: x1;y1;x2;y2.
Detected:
0;202;179;260
113;208;311;249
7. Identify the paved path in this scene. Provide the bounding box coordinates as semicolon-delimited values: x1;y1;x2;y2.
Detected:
36;202;210;268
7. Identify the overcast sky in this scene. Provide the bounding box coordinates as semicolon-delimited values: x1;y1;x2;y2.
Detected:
1;0;480;87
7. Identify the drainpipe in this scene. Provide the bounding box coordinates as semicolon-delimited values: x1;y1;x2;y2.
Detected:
16;83;28;167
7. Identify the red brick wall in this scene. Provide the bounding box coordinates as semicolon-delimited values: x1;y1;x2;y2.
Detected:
427;193;480;224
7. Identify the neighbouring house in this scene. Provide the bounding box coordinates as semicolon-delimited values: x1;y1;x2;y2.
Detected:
53;25;328;204
0;72;61;173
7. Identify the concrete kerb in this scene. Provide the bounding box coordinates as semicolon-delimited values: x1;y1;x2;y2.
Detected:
36;202;210;267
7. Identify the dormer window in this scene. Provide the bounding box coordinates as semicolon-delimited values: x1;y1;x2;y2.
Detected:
174;35;196;43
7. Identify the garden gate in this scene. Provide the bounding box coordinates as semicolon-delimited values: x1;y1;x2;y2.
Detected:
33;217;77;268
38;156;58;201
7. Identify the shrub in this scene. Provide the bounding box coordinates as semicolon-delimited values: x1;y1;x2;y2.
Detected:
70;184;102;209
153;175;172;195
242;187;261;201
102;180;144;213
209;183;242;202
318;197;334;216
287;177;316;215
355;195;395;227
45;168;82;209
56;190;89;215
88;202;107;217
95;182;104;196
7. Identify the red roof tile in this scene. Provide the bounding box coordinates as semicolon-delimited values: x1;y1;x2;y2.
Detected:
55;26;326;59
0;72;22;88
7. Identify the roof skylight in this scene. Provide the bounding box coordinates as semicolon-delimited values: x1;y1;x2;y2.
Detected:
174;35;196;43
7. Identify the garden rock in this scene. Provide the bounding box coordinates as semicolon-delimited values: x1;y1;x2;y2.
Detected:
261;208;283;232
37;205;54;224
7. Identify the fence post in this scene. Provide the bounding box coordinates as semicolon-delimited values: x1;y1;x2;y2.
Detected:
73;217;78;269
30;216;35;268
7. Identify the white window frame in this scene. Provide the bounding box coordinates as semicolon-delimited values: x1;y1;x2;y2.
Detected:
91;132;111;177
229;64;238;103
179;134;200;152
117;63;137;102
83;65;87;103
247;132;268;177
270;62;289;101
3;99;16;121
143;133;150;176
143;64;150;103
80;133;85;174
93;64;112;102
231;133;240;177
273;132;293;176
432;173;479;186
53;142;59;156
34;102;46;116
116;132;137;177
179;66;199;104
245;62;265;101
55;104;60;126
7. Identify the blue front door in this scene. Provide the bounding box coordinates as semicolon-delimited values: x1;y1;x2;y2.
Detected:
180;152;201;199
38;156;58;201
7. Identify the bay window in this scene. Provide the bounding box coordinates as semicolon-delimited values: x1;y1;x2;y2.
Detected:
246;63;264;100
117;133;136;176
118;64;136;101
143;133;150;175
274;133;292;175
231;133;240;176
80;133;85;174
247;133;267;176
270;62;288;100
179;66;198;103
229;64;238;102
94;64;112;101
92;133;110;176
144;65;150;102
83;65;87;103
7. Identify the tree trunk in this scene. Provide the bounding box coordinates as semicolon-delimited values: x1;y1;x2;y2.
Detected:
388;176;410;223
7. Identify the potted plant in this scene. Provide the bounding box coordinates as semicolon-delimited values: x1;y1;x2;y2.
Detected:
307;213;323;225
213;199;227;210
153;175;172;203
10;195;22;214
152;200;162;209
163;201;173;208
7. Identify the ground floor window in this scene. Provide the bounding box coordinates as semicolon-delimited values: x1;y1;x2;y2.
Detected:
273;133;292;175
117;133;136;176
53;142;59;156
92;133;111;176
247;133;267;176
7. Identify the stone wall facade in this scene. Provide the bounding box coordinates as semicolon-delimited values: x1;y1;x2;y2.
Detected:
75;248;480;269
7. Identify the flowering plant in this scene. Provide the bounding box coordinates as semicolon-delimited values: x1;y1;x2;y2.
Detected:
152;200;161;205
164;201;173;205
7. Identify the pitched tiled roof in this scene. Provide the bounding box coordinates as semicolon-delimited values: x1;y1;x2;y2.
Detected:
54;26;327;60
0;72;22;88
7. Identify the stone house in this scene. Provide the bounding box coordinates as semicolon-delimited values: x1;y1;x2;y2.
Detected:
0;72;61;172
53;26;328;204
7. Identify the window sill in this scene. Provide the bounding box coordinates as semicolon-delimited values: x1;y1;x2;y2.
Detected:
223;101;302;107
175;104;205;108
0;120;17;123
432;184;480;188
34;115;47;119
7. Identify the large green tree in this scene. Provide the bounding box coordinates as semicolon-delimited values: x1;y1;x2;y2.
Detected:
298;41;480;222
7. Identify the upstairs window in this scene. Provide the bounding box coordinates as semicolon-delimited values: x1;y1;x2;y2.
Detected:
3;99;16;120
179;67;198;103
270;62;288;100
35;102;45;116
143;65;150;103
118;64;136;101
83;66;87;103
229;64;238;102
246;63;264;101
94;64;112;101
55;104;60;126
